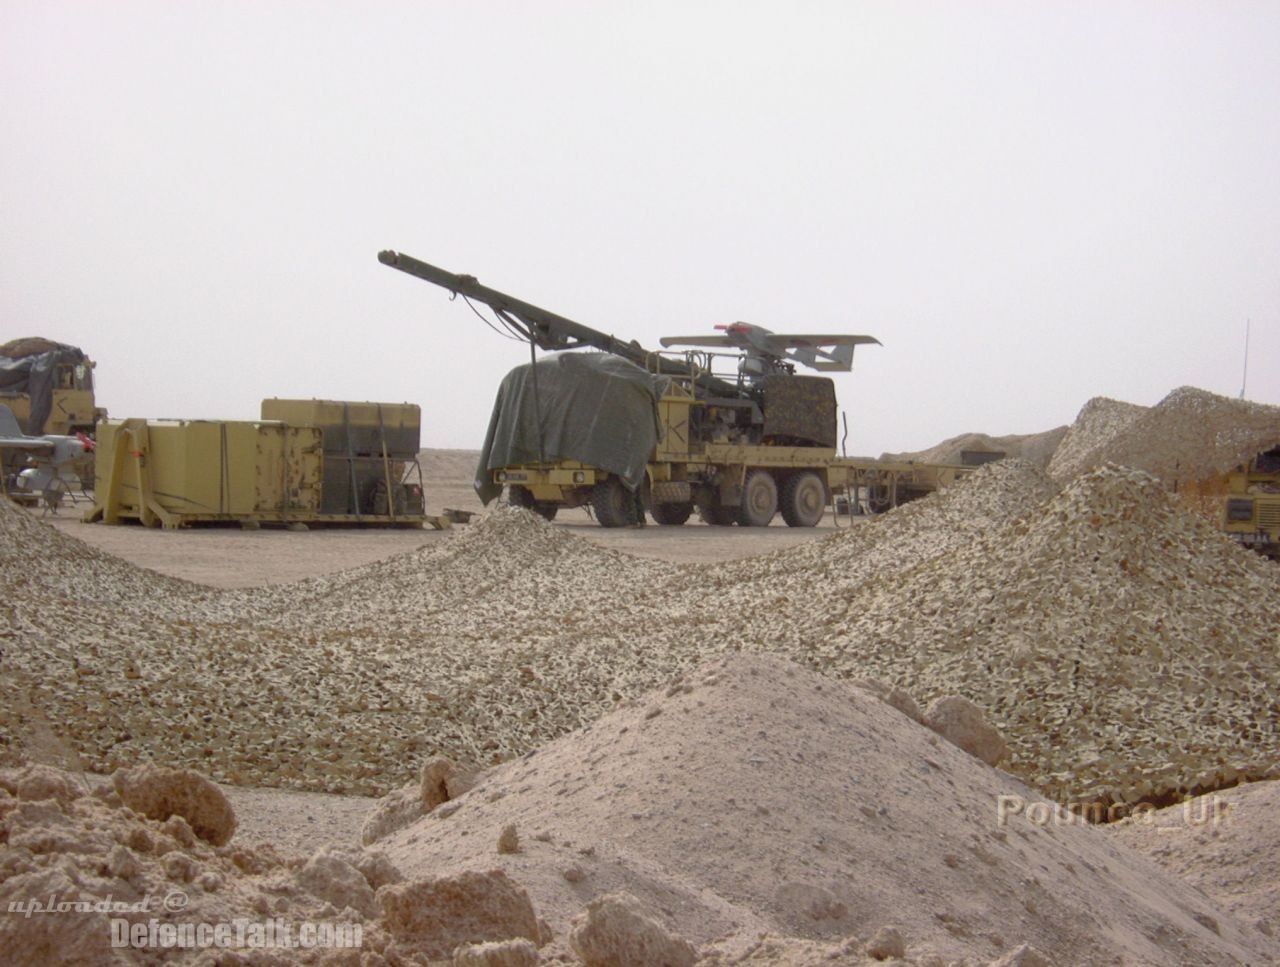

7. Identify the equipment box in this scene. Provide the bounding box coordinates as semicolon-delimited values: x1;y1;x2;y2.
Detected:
260;399;420;457
93;420;322;525
88;401;433;529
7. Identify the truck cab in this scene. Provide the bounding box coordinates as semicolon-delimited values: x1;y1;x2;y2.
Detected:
1223;446;1280;559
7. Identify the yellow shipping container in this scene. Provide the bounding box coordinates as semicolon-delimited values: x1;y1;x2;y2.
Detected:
90;419;321;528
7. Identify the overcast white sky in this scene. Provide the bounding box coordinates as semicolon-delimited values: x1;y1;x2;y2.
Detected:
3;1;1277;456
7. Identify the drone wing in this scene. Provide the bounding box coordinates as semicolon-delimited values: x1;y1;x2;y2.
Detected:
763;334;881;372
658;335;737;348
0;436;55;453
0;403;59;457
658;330;881;373
0;404;55;450
763;334;882;350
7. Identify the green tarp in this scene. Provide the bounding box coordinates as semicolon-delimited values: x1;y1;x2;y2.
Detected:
475;352;669;504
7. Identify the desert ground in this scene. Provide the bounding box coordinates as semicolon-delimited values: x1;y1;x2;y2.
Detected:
2;386;1279;965
35;448;855;587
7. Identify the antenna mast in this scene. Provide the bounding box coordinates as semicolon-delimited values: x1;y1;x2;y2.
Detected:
1239;319;1250;400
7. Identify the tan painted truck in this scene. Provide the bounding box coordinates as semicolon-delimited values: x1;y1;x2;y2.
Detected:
494;366;969;527
379;250;969;527
0;338;101;437
1223;446;1280;560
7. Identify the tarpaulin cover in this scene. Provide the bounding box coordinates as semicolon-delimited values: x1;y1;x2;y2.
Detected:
0;340;90;435
475;352;670;504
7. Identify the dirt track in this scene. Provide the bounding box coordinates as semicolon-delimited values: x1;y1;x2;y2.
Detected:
35;447;859;586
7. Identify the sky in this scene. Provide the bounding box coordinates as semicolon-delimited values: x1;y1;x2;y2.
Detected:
3;1;1277;456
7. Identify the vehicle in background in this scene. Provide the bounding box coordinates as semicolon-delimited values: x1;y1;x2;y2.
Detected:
1223;445;1280;560
379;250;969;528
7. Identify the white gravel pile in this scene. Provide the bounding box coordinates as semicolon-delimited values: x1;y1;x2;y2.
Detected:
3;460;1277;811
704;458;1061;586
1048;386;1280;484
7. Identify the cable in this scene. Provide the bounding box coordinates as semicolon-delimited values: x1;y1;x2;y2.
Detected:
527;326;546;464
462;296;525;342
493;308;531;343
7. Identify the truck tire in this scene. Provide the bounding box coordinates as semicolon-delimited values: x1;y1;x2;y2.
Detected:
592;478;639;527
780;471;826;527
737;469;777;527
651;501;693;526
697;503;736;526
508;485;558;521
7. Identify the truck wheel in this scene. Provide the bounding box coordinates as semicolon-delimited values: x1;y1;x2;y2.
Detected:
780;471;826;527
737;469;777;527
697;503;736;526
508;485;557;521
592;478;639;527
651;501;693;526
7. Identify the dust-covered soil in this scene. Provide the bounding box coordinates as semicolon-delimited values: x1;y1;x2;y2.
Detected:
372;654;1272;965
4;660;1277;965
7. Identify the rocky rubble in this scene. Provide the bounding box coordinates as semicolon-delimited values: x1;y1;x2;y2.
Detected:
3;457;1278;811
0;756;573;965
0;757;379;965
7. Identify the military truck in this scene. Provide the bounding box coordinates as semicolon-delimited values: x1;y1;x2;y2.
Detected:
0;338;101;437
380;250;968;527
0;338;103;487
1223;445;1280;560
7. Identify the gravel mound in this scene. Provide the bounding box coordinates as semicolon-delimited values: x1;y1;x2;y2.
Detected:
802;465;1280;806
699;458;1061;595
376;654;1273;965
0;488;204;610
5;458;1276;814
1048;386;1280;484
1108;779;1280;939
883;426;1068;469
